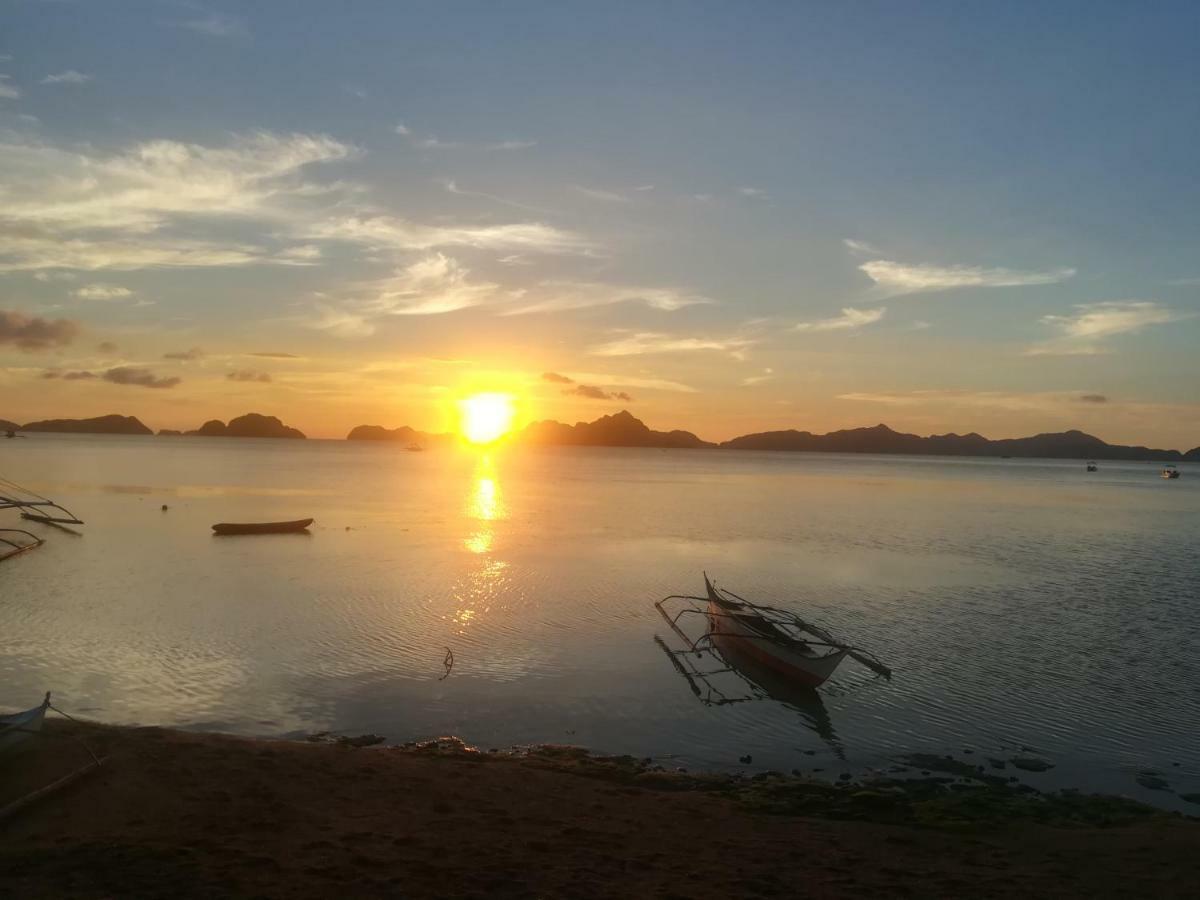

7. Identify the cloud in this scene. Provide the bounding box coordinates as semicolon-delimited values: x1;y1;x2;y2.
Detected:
741;368;774;387
360;253;499;317
503;281;710;315
568;371;697;393
179;12;249;39
571;185;631;203
42;369;98;381
308;215;589;256
837;389;1125;414
438;178;553;215
163;347;203;361
568;384;615;400
542;372;632;401
1026;301;1185;355
1078;394;1108;403
34;271;77;282
403;127;535;152
41;70;92;85
738;187;766;198
73;283;133;301
590;331;753;358
0;74;19;101
278;244;321;262
97;341;118;353
794;306;886;332
249;351;299;358
843;238;879;255
99;367;180;388
859;259;1075;296
0;309;80;350
393;122;411;136
541;371;574;384
227;369;271;383
0;131;355;271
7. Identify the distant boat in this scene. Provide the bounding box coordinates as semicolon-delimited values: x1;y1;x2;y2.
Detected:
656;575;891;689
405;443;425;452
0;693;50;754
212;518;313;535
1086;461;1098;472
1162;465;1181;479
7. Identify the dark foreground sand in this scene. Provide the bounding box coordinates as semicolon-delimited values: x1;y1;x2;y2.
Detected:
2;721;1197;898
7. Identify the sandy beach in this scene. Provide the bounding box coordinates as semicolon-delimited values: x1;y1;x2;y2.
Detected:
2;720;1197;899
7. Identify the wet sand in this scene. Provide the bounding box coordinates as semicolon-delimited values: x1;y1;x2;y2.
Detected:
2;721;1197;898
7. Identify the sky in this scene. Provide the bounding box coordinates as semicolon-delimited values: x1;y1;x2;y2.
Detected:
1;1;1198;446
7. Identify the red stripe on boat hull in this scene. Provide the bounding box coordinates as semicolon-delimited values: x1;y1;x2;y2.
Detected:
711;629;831;688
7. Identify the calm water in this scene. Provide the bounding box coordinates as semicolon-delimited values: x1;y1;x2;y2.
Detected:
2;435;1197;810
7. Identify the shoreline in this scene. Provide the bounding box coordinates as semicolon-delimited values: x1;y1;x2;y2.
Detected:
3;721;1198;898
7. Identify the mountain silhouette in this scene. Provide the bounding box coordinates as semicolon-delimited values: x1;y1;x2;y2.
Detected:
20;414;152;435
521;410;714;449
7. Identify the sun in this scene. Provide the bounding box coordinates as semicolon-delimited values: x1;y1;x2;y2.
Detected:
459;393;516;444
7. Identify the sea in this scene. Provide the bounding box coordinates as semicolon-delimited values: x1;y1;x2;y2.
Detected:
2;434;1197;811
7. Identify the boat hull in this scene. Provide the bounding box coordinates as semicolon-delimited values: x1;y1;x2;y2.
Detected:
0;697;49;754
212;518;313;535
706;599;846;688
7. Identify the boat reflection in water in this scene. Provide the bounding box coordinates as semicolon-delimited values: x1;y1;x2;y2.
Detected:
654;631;844;758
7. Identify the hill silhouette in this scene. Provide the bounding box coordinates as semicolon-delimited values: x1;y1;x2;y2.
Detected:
521;410;714;449
0;418;19;433
346;424;452;446
183;413;305;439
20;414;152;435
721;423;1183;460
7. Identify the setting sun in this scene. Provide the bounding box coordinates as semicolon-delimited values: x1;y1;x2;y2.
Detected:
459;393;516;444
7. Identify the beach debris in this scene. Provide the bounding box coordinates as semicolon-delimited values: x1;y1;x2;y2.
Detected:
1135;771;1171;791
439;647;454;680
304;731;385;748
1010;756;1054;772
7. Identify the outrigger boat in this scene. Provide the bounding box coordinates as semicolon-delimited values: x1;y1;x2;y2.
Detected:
655;574;891;689
212;518;313;535
1086;461;1098;472
0;475;85;526
0;693;51;755
1162;465;1181;479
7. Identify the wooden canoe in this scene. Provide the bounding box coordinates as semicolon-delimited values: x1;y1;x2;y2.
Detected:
211;518;313;535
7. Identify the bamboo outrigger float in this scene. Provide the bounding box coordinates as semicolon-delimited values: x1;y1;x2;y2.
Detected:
655;574;891;690
0;528;43;561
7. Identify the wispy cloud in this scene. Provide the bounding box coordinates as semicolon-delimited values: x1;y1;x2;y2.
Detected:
539;371;631;401
571;185;631;203
179;12;249;40
1025;301;1185;356
741;368;774;386
738;186;766;198
73;283;133;301
0;131;355;271
859;259;1075;296
41;70;92;85
227;369;271;383
249;351;299;359
1078;394;1108;403
437;178;553;215
0;74;20;101
163;347;204;361
308;215;590;256
401;125;535;152
793;306;885;332
101;366;180;389
503;282;709;315
565;371;697;393
838;389;1114;413
590;331;753;358
357;253;499;317
0;309;79;350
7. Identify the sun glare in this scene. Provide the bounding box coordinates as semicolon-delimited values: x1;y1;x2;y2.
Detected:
459;393;516;444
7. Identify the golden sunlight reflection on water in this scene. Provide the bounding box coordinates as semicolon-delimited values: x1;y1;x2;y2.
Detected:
452;455;510;632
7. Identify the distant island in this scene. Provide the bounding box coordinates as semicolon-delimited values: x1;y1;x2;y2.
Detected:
522;410;713;449
3;412;303;439
6;409;1198;459
349;411;1198;460
179;413;305;439
19;414;153;435
345;424;452;447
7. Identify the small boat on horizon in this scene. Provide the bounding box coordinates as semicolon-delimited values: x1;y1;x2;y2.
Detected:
405;443;425;452
212;518;314;535
1162;465;1181;479
1086;461;1098;472
655;575;891;689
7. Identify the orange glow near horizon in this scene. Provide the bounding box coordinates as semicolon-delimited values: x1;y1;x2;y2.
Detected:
459;393;516;444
